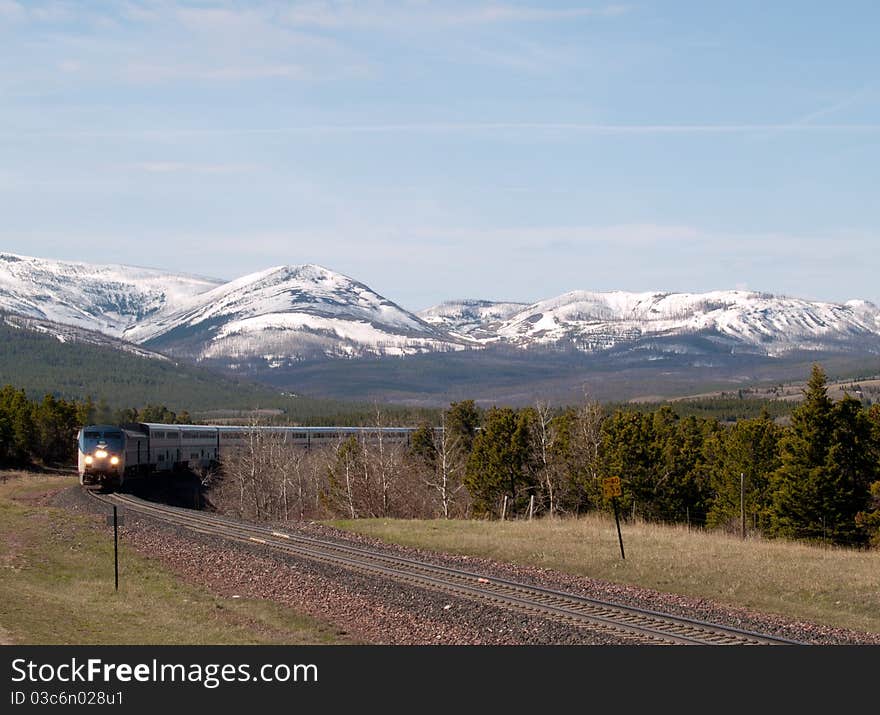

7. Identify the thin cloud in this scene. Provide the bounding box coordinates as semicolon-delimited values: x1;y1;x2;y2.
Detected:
9;121;880;141
792;86;874;126
121;63;311;83
281;2;630;29
124;161;260;175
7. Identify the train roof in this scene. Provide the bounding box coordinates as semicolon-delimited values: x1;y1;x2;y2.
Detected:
80;424;144;439
125;423;419;432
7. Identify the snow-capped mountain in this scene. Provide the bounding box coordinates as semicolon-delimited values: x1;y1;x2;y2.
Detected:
0;252;220;337
2;252;879;370
470;290;880;357
132;264;466;362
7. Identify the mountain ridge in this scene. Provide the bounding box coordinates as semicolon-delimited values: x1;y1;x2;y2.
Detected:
2;252;879;371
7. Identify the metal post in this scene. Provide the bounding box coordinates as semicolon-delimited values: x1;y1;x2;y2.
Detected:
528;495;535;521
612;498;625;560
501;495;508;521
113;506;119;592
740;472;746;539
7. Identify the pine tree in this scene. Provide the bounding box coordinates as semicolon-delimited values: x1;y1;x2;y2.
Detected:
824;396;876;543
768;365;872;544
600;409;655;519
706;412;781;532
409;422;437;471
464;407;532;518
446;400;480;456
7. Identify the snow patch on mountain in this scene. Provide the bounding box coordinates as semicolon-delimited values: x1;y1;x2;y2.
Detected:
491;290;880;356
206;313;460;360
0;252;220;337
138;264;466;360
418;299;528;341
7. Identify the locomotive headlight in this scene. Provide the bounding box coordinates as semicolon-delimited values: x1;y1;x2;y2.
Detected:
84;456;93;465
110;456;120;466
95;449;108;459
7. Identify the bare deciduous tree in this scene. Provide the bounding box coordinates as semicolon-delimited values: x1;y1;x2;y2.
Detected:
419;413;467;519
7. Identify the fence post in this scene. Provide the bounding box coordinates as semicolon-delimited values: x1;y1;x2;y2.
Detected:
501;495;508;521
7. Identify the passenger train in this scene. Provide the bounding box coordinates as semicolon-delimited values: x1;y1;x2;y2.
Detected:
77;423;420;489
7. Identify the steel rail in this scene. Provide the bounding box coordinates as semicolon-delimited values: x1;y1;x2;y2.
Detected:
90;491;804;646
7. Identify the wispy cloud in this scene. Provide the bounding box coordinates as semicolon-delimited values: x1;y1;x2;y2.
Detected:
120;63;312;83
791;86;874;126
280;2;630;29
123;161;260;174
9;121;880;141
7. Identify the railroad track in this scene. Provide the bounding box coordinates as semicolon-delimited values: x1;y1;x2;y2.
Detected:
89;491;803;646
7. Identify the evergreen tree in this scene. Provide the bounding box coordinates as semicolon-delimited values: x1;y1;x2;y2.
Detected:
600;409;656;519
34;394;79;464
768;365;869;544
706;412;781;531
657;415;718;525
446;400;481;456
409;422;437;471
545;408;590;512
464;407;532;517
0;398;13;464
824;396;876;543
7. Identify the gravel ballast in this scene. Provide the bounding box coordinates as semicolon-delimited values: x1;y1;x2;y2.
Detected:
54;487;880;646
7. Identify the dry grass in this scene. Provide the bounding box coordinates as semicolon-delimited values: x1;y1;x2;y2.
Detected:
0;472;350;645
332;514;880;634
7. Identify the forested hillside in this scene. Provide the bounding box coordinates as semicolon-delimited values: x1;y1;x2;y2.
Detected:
0;320;435;424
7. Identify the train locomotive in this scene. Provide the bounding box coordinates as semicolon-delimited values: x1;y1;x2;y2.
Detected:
77;422;417;490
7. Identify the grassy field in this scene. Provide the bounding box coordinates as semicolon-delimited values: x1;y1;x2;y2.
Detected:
331;515;880;634
0;472;350;645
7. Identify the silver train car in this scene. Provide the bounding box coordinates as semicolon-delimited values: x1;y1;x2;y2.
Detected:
77;422;419;489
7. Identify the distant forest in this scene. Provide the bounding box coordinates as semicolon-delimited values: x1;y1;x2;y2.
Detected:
0;321;437;425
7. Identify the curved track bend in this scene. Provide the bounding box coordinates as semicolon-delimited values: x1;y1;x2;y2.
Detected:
90;491;803;646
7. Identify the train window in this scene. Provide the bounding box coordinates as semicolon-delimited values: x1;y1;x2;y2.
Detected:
84;431;101;439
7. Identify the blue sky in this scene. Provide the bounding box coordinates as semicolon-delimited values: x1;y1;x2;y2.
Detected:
1;0;878;310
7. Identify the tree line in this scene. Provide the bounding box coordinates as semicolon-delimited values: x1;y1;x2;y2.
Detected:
211;365;880;548
0;388;193;467
3;362;879;547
